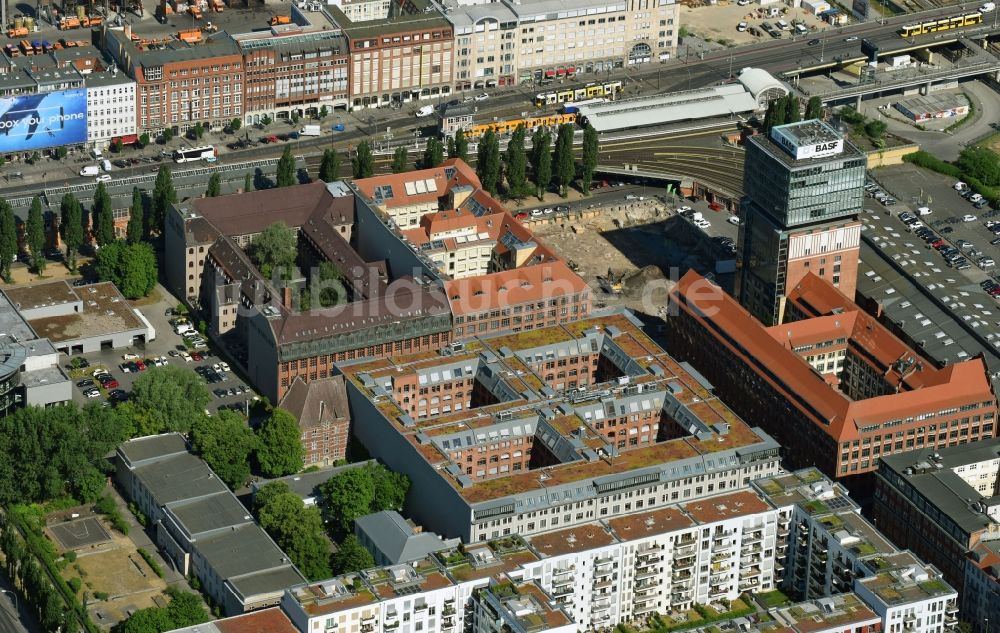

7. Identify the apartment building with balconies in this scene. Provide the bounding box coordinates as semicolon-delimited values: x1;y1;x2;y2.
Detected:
753;470;958;633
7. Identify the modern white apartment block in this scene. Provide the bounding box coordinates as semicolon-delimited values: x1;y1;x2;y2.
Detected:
85;68;137;150
277;469;957;633
754;470;959;633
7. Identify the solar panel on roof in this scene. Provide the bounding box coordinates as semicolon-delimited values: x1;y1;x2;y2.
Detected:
425;178;437;192
826;496;853;511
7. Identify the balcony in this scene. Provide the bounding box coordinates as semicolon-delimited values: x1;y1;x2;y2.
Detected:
441;619;456;631
553;584;573;597
592;599;612;612
637;550;660;563
744;530;764;544
593;578;613;590
674;556;696;570
635;568;658;581
741;554;762;566
742;566;762;578
677;535;697;546
674;544;697;557
552;573;574;588
672;571;692;582
946;605;959;616
634;603;658;616
711;552;731;563
744;543;763;555
635;556;658;571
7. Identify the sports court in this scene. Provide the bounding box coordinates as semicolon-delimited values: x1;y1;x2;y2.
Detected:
49;517;113;550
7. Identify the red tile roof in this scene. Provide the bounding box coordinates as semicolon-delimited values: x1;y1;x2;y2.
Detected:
671;271;995;443
354;158;480;208
444;261;589;316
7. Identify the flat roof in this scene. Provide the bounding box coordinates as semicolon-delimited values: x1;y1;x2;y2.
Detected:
0;290;37;343
195;523;304;588
577;84;759;133
165;491;254;538
132;452;230;506
22;282;145;344
118;433;189;467
168;608;299;633
5;280;78;311
528;523;616;557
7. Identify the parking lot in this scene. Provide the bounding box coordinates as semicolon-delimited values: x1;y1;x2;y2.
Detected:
859;164;1000;374
66;297;259;414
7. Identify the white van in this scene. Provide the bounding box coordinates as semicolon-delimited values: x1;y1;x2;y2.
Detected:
917;206;933;216
980;2;995;11
79;165;100;177
415;105;435;117
100;159;113;172
794;23;808;35
776;19;790;30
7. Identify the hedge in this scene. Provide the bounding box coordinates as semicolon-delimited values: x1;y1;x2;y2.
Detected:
137;547;165;578
903;150;1000;205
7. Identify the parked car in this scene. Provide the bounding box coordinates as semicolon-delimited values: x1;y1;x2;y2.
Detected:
963;214;978;222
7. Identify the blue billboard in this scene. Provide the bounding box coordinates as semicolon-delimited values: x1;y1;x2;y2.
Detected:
0;89;87;152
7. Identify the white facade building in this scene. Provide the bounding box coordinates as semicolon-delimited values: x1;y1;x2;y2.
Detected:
85;69;137;150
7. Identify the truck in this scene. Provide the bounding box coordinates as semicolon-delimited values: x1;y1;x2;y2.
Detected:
79;165;100;177
299;124;321;137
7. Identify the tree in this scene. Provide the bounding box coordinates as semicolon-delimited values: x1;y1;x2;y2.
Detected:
422;138;444;169
256;408;304;478
252;481;292;515
391;146;408;173
454;128;469;162
318;462;410;535
784;94;801;124
116;588;207;633
552;124;576;197
161;128;174;142
112;138;123;153
331;535;374;574
317;260;345;307
476;130;501;196
530;130;552;200
319;148;341;182
92;182;115;247
352;140;375;179
261;114;272;127
763;98;787;133
191;411;257;489
257;490;331;580
60;194;83;272
580;124;599;195
26;196;45;274
230;118;242;132
865;120;888;143
151;166;177;236
95;241;158;299
958;146;1000;187
205;173;222;198
804;96;823;121
0;201;14;281
505;125;528;198
130;366;212;434
276;145;296;188
126;187;145;244
250;222;297;279
138;132;150;148
244;171;254;193
446;136;456;160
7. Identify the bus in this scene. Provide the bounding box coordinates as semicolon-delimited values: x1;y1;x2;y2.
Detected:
899;11;982;37
534;80;623;108
174;145;217;163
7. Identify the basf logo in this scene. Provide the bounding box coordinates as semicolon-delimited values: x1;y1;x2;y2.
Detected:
0;89;87;152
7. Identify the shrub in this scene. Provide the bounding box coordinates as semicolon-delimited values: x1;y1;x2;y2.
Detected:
94;495;116;515
64;551;77;563
137;548;165;578
68;577;82;594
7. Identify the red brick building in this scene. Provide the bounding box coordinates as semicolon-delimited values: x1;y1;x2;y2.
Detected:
668;271;997;485
278;375;351;467
103;26;243;134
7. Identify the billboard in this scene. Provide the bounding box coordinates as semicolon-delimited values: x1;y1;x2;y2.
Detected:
0;89;87;152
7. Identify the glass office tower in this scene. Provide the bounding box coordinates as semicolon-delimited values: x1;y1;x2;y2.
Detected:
736;119;867;326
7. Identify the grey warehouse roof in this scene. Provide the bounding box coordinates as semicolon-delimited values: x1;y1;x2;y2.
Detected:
355;510;454;564
576;84;759;133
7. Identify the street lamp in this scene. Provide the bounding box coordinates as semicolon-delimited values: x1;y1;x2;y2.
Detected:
0;589;16;612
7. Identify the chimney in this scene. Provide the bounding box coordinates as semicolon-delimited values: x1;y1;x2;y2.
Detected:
282;286;294;309
320;400;326;421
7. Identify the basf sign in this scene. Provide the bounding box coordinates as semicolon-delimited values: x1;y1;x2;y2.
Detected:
0;89;87;152
771;122;845;161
